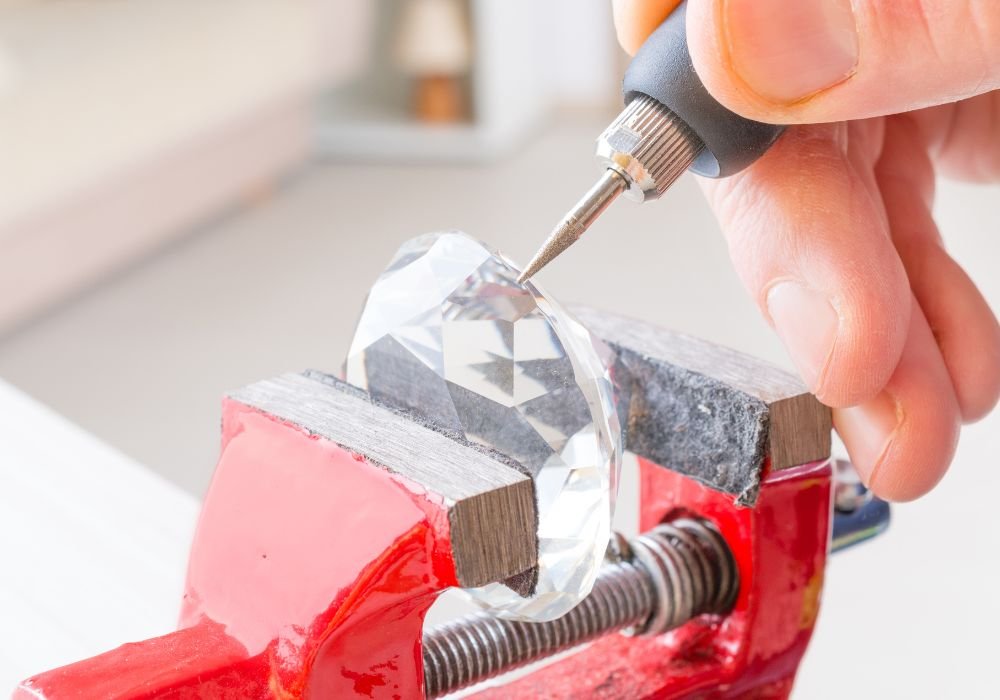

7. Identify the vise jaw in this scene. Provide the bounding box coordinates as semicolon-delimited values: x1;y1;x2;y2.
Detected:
575;306;831;505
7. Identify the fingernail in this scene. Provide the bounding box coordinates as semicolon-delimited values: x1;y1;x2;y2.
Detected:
724;0;859;103
834;392;903;487
766;282;839;392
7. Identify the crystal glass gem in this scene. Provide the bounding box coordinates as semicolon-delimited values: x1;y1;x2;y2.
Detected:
343;231;622;621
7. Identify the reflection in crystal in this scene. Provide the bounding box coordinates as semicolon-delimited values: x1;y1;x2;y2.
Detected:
343;232;622;621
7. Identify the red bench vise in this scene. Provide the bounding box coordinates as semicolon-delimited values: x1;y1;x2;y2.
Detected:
16;307;888;699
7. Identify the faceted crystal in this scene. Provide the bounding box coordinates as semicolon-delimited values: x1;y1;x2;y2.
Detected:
343;231;622;621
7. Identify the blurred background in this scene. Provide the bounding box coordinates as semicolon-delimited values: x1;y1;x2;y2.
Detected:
0;1;997;697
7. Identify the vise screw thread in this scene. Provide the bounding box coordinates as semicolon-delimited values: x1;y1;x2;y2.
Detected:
422;517;739;698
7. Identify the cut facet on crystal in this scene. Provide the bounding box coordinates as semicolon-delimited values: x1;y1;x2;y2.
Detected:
343;231;622;621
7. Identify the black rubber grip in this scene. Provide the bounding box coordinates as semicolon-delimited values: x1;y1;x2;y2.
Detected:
622;1;784;178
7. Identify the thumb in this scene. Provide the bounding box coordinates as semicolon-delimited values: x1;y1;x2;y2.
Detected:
684;0;1000;123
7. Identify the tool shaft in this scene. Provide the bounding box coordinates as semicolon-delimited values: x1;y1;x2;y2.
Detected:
564;168;628;240
517;169;626;283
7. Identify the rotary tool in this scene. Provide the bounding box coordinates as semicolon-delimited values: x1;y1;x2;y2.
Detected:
518;1;785;283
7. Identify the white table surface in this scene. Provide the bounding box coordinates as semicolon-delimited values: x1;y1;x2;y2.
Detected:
0;379;197;692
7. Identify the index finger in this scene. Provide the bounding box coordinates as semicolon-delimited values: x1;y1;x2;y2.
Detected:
612;0;682;55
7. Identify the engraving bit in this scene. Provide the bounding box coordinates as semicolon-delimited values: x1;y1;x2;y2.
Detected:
518;0;785;283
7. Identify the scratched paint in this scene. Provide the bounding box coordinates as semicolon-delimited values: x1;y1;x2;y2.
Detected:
17;399;459;699
473;458;832;699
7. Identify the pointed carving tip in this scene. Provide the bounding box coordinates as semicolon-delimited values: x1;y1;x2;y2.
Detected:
516;261;543;285
517;246;558;285
517;224;579;285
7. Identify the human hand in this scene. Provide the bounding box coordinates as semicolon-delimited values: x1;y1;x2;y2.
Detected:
612;0;1000;500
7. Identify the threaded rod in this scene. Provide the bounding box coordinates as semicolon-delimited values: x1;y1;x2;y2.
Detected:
422;518;737;698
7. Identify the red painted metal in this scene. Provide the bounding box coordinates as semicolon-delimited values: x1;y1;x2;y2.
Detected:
17;399;457;700
16;398;832;699
478;458;832;699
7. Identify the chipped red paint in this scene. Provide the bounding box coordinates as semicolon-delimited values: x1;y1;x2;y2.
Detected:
17;399;456;700
473;458;832;699
16;396;832;699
